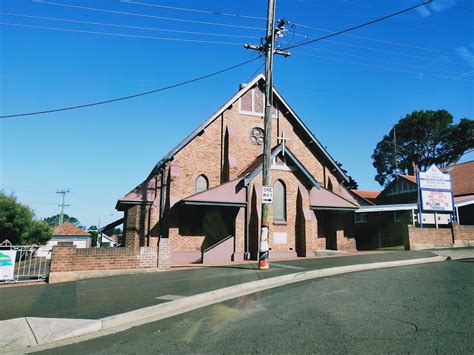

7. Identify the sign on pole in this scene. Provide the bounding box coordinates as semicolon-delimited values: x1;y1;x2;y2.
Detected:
262;186;273;204
0;250;16;281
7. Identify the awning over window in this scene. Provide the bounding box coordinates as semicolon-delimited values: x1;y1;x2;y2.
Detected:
310;187;359;211
181;179;247;207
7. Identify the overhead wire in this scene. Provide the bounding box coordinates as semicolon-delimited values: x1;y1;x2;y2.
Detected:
0;12;261;40
294;50;474;82
0;56;261;119
120;0;266;21
0;22;244;46
284;0;434;50
33;1;266;31
291;24;474;59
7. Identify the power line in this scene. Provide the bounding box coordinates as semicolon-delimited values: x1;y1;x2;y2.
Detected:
294;50;474;82
300;38;474;68
0;12;261;40
295;46;465;76
34;1;266;32
285;1;433;50
0;22;244;46
0;56;261;119
121;0;266;21
292;23;474;59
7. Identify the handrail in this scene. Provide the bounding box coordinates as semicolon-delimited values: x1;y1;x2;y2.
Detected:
202;234;234;254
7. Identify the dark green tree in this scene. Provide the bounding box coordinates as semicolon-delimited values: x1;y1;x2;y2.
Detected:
43;214;84;229
372;110;473;186
0;192;52;245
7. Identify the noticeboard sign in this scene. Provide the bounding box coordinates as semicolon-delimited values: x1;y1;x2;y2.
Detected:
0;250;16;281
417;165;454;213
420;190;454;212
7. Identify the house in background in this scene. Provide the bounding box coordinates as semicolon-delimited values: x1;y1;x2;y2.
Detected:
36;222;92;258
351;160;474;249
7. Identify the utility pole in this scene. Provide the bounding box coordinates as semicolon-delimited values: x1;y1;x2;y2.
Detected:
56;188;70;225
245;0;290;269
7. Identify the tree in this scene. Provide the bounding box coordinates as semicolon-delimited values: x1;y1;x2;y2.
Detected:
43;214;84;229
0;192;52;245
335;161;359;190
372;110;473;186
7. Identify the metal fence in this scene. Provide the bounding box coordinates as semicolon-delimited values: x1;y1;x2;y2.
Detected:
0;240;50;283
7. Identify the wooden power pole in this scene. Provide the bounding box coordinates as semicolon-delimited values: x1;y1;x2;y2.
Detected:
245;0;290;269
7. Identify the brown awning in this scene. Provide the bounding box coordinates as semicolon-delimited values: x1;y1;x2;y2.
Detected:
181;179;247;207
310;187;359;211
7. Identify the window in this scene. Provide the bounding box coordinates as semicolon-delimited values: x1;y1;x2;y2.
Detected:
249;127;264;145
355;213;367;224
195;175;208;193
239;85;278;117
273;180;286;221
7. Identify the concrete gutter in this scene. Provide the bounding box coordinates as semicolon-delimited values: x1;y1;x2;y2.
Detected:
4;255;446;354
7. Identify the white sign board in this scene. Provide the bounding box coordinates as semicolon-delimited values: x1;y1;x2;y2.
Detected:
273;232;288;244
421;190;454;212
0;250;16;281
262;186;273;204
418;165;454;213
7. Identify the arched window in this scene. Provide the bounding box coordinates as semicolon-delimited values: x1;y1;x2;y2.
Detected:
273;180;286;221
195;175;209;193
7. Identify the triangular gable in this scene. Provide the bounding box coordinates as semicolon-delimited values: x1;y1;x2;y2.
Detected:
379;174;417;198
148;74;349;182
241;144;321;188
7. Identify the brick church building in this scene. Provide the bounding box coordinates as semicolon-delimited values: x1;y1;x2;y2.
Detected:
116;74;359;264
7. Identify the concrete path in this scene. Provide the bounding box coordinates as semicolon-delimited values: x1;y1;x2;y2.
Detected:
1;253;449;353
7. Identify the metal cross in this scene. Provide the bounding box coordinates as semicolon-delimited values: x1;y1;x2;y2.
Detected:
277;132;290;156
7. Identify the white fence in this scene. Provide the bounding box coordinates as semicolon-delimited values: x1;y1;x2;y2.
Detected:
0;240;50;283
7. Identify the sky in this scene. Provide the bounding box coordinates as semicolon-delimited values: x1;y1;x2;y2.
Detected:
1;0;473;228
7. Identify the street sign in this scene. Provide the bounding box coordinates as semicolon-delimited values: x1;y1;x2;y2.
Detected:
262;186;273;204
0;250;16;281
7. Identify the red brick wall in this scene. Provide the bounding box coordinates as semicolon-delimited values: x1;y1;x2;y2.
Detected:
50;243;159;273
407;225;453;248
453;224;474;241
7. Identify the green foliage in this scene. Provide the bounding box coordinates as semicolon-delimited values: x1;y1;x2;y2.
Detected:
372;110;473;186
43;214;84;229
0;192;52;245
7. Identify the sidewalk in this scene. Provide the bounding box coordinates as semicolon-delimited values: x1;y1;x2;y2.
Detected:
1;250;435;321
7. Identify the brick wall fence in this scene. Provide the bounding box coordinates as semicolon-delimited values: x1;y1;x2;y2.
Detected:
49;241;171;283
407;224;474;250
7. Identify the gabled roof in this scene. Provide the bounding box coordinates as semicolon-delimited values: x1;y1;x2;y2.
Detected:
442;160;474;196
181;179;246;207
310;187;359;211
240;144;321;188
400;175;417;184
116;176;157;210
52;222;90;237
149;74;349;182
351;190;380;200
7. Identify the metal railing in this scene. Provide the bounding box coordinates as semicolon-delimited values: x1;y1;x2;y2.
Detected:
0;239;50;283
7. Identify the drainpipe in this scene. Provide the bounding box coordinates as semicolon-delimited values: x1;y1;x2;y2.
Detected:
159;166;166;238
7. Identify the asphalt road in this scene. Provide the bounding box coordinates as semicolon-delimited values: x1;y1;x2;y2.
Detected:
1;251;434;320
39;259;474;354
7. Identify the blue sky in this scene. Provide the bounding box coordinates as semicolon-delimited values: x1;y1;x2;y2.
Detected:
1;0;473;227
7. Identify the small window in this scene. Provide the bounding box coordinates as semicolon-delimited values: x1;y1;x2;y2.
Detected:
355;213;367;224
195;175;208;193
273;180;286;221
239;85;278;117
